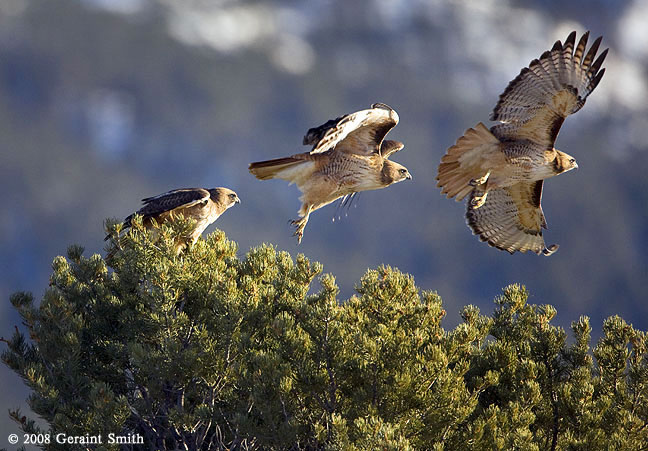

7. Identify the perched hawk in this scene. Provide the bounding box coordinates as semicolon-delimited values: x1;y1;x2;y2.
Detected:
437;31;607;255
108;187;240;252
249;103;411;243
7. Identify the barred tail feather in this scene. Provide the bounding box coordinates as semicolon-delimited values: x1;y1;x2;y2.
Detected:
249;157;305;181
436;123;500;201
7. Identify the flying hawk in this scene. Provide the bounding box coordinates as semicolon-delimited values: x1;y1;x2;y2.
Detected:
437;31;607;255
249;103;411;243
108;187;240;252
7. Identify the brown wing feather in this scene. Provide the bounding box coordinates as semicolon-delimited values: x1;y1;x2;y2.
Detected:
466;181;558;255
490;31;607;149
380;139;404;159
303;114;348;147
125;188;210;227
308;103;399;156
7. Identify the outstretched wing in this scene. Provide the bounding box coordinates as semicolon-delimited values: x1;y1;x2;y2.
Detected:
127;188;210;225
305;103;399;156
380;139;405;159
490;31;607;149
466;181;558;256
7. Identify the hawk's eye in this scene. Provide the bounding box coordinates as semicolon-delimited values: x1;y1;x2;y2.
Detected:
569;158;576;164
229;194;236;199
399;169;407;175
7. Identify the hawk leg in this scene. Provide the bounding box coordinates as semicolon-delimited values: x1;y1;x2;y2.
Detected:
290;205;313;244
470;171;491;209
542;244;559;256
469;171;491;187
470;191;489;209
470;185;488;210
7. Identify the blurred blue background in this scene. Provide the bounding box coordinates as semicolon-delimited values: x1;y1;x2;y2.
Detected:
1;0;647;440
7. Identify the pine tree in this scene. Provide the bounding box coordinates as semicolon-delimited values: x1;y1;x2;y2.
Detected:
2;219;647;449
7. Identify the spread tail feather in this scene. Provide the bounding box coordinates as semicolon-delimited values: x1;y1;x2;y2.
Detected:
436;122;500;201
249;157;304;180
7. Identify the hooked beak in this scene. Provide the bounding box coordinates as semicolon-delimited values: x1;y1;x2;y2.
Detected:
235;196;241;204
406;172;412;180
573;162;579;170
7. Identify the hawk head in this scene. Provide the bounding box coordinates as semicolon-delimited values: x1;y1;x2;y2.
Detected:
381;160;412;186
209;188;241;210
553;150;579;174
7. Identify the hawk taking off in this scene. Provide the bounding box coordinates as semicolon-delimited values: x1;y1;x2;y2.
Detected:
249;103;411;243
437;31;607;256
108;187;240;253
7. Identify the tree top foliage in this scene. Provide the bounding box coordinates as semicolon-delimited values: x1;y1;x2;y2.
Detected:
2;220;648;450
